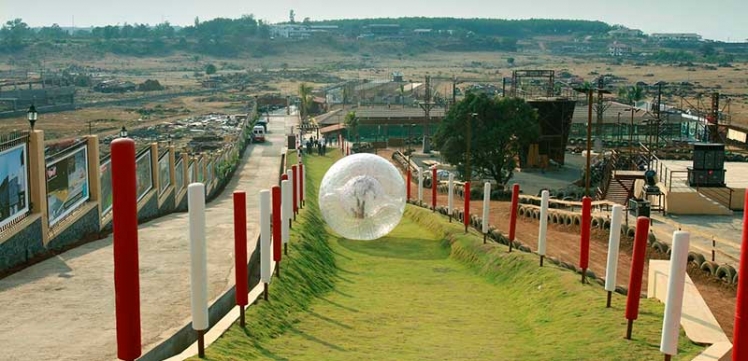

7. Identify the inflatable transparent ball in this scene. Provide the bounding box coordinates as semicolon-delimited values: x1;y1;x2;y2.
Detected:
319;153;406;240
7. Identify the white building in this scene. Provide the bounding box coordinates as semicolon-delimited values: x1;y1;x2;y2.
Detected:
651;33;702;42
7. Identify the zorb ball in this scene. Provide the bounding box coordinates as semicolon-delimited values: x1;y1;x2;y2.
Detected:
319;153;406;240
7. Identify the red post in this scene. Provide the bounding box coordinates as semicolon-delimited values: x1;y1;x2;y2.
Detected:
464;181;471;233
509;184;520;248
272;186;282;263
733;189;748;360
431;168;437;211
111;138;141;361
233;192;248;326
625;216;650;339
281;174;288;182
292;165;298;215
580;196;592;283
406;169;412;201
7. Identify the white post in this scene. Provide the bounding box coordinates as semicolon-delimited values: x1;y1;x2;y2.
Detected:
604;205;624;306
300;163;306;204
286;168;294;218
447;173;454;218
188;183;208;332
538;190;549;262
260;190;271;284
417;167;423;203
281;179;291;245
295;166;301;210
660;231;690;357
482;182;491;234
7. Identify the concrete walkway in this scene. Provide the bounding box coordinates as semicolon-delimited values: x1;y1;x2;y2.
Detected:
648;260;732;360
0;113;295;361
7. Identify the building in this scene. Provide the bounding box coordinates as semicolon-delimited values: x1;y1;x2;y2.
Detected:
413;29;433;36
651;33;702;42
269;25;311;39
608;28;643;38
392;72;404;82
608;42;631;57
364;24;400;36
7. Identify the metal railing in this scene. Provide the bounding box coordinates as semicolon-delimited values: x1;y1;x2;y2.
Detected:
693;180;735;210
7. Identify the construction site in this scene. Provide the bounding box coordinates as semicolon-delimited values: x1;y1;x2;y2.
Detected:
314;69;748;220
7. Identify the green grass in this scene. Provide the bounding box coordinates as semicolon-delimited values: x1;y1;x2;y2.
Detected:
192;152;703;361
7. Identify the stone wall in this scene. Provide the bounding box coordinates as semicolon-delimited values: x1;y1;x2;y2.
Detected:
0;217;44;271
47;206;100;251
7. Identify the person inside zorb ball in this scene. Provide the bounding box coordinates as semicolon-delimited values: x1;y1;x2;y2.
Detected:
319;153;406;241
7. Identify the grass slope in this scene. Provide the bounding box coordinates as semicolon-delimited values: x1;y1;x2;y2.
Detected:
193;152;702;360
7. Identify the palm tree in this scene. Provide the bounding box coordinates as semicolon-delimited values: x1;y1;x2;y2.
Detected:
299;83;313;120
619;85;645;105
344;111;359;143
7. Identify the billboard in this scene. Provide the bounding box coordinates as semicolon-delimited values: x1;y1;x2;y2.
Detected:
100;159;113;216
136;149;153;202
0;144;29;229
158;153;171;195
47;146;89;226
175;159;184;192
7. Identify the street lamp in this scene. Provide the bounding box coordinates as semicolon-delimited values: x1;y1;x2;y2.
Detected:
27;104;38;131
120;126;128;138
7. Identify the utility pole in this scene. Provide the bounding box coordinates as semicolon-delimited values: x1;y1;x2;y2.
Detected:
418;75;435;153
710;92;720;143
595;76;607;152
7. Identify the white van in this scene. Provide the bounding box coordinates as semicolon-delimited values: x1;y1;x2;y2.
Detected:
252;125;266;142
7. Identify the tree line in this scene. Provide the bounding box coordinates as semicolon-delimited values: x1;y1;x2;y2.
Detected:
0;16;271;56
0;16;614;57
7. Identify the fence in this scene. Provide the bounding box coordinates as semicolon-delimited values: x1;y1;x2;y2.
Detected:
0;109;256;274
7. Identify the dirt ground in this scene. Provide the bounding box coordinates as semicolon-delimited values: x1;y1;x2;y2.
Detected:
380;148;738;340
0;95;245;141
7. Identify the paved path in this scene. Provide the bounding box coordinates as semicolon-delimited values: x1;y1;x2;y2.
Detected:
0;113;296;361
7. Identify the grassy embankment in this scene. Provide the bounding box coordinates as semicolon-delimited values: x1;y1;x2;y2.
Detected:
190;152;702;361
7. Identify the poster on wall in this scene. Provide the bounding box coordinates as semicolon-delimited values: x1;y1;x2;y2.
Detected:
46;146;89;226
0;144;29;229
100;159;113;216
158;154;171;195
175;159;184;192
136;150;153;202
188;161;194;184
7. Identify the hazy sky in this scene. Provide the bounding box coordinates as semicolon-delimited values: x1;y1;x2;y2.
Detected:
2;0;746;42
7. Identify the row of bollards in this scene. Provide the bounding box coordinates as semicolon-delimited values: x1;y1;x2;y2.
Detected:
111;136;306;360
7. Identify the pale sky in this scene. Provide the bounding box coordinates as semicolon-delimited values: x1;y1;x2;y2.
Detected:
2;0;746;42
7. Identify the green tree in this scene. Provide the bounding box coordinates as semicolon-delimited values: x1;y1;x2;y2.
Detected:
1;18;31;49
700;43;716;58
433;93;539;184
507;57;515;66
205;63;217;75
299;82;313;119
38;24;68;40
344;111;358;142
